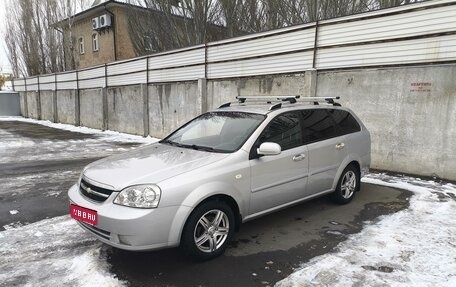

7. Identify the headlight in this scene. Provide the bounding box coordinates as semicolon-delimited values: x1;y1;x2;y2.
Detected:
114;184;161;208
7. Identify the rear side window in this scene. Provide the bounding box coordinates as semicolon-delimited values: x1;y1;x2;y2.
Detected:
328;109;361;135
301;109;338;144
259;112;302;150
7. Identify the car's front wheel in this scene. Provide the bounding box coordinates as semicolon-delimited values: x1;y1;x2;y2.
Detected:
181;200;235;261
331;164;359;204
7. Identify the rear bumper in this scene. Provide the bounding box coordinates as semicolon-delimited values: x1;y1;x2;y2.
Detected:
68;184;190;251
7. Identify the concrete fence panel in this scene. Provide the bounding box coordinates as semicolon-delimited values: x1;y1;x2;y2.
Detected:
107;85;145;135
148;82;200;138
26;91;39;119
56;90;77;125
40;91;55;122
207;73;315;110
316;65;456;180
79;88;104;130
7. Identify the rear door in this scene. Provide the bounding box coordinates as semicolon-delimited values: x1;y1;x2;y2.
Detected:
249;111;309;215
301;109;347;195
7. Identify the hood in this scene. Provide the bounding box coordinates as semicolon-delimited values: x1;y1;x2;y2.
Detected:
82;143;228;190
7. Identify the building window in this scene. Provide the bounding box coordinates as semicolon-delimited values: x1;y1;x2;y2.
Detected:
78;37;84;54
143;35;158;52
92;33;99;52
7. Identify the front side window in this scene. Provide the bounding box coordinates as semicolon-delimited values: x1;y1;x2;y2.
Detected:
92;33;99;52
301;109;338;144
162;112;265;153
258;112;302;151
78;37;84;54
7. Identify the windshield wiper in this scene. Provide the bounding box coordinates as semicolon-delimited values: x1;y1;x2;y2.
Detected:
162;141;225;153
190;145;229;153
190;144;215;152
160;139;186;148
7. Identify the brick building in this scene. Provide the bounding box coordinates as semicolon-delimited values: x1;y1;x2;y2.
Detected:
54;0;224;70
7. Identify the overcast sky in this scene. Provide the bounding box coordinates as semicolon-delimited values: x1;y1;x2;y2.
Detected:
0;0;11;73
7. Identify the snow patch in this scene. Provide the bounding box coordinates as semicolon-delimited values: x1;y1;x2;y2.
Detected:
9;210;19;215
0;216;125;287
3;221;24;230
0;117;159;144
276;173;456;287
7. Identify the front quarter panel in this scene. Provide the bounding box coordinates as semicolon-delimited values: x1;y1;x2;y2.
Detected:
158;151;251;244
166;181;245;243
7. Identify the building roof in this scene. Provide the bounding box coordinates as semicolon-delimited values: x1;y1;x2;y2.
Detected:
53;0;151;27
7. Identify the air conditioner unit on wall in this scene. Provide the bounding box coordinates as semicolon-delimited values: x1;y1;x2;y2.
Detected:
92;17;100;30
99;14;112;28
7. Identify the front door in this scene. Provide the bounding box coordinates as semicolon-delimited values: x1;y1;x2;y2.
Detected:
249;111;309;215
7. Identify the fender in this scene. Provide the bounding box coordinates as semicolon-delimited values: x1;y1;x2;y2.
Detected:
331;153;362;191
167;181;245;244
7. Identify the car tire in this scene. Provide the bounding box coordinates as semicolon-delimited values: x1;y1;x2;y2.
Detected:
180;200;235;261
331;164;359;205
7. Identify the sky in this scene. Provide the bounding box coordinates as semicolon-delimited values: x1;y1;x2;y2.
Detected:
0;0;11;74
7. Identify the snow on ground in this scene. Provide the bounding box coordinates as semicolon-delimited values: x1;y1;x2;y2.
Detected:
276;173;456;287
0;117;159;164
0;216;125;287
0;116;158;144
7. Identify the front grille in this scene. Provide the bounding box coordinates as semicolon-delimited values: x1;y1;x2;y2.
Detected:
79;221;111;240
79;178;114;202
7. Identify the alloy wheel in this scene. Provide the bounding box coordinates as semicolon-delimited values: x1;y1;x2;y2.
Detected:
341;170;356;199
193;209;230;253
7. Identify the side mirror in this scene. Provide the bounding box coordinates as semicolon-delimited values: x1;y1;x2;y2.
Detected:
257;142;281;156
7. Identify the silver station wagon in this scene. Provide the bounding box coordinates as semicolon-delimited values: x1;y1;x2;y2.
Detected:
68;96;371;260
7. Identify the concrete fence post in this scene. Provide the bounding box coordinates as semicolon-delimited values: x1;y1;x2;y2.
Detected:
142;83;149;137
23;92;28;118
53;90;58;122
102;87;108;131
198;78;208;113
36;91;42;120
75;90;81;126
37;76;42;120
75;70;80;126
305;69;318;97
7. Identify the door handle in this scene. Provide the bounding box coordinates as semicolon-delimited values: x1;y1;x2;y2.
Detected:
292;154;306;161
336;143;345;150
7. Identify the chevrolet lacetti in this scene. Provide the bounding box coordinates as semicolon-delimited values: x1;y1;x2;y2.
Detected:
69;96;371;260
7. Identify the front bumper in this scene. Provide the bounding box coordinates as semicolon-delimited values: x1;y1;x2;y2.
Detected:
68;184;190;251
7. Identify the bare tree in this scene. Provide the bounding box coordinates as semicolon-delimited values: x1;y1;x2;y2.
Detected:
4;0;91;77
6;0;426;76
127;0;226;56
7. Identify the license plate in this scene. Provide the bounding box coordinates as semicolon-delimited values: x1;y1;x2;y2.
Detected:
70;204;98;225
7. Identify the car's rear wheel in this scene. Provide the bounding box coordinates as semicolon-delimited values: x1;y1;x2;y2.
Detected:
181;200;235;261
331;164;359;204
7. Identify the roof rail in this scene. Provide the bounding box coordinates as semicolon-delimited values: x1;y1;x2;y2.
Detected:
236;95;301;104
298;96;341;106
218;96;341;109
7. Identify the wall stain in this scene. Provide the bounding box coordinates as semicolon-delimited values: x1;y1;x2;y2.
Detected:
259;78;273;93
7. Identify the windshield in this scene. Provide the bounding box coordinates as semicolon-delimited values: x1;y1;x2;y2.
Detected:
161;111;265;153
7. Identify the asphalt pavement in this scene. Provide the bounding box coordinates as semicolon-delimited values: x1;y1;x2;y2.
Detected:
0;119;412;287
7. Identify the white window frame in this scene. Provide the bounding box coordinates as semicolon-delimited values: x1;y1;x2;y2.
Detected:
143;35;152;51
78;37;84;54
92;33;99;52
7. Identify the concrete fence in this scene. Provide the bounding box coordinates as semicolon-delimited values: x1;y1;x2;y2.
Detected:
18;64;456;181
